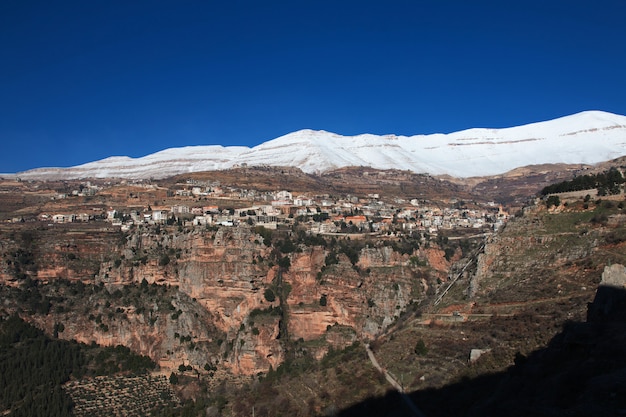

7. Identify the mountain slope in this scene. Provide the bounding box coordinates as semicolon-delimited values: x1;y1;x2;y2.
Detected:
10;110;626;180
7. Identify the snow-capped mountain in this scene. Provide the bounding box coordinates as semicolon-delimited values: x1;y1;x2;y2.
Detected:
10;111;626;180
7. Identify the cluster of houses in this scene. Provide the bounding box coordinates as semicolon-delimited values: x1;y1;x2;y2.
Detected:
112;189;507;235
52;181;101;200
26;179;509;236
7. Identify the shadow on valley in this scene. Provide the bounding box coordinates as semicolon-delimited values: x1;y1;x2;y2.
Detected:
338;284;626;417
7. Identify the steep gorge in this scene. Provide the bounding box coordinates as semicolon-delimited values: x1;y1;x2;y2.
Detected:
0;223;443;376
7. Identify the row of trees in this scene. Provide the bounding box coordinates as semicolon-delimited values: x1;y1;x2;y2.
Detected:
541;167;625;196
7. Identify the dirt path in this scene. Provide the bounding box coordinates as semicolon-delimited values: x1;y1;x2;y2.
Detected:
365;344;426;417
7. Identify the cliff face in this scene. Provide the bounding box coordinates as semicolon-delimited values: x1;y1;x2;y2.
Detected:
0;226;121;284
286;247;418;341
0;224;432;375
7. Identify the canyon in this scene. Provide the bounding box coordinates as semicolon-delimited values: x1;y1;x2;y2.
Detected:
0;220;450;377
1;163;626;416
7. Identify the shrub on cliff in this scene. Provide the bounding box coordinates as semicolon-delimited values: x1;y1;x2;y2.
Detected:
264;288;276;302
319;295;327;306
254;226;273;246
325;251;339;266
278;238;297;254
277;256;291;270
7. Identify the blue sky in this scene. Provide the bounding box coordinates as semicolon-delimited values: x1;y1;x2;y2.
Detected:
1;0;626;173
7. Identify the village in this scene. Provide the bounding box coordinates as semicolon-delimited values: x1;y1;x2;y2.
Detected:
24;178;509;237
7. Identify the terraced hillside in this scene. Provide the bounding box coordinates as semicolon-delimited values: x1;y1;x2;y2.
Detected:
65;375;179;417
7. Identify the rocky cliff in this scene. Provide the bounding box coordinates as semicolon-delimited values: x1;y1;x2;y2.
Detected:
0;223;437;376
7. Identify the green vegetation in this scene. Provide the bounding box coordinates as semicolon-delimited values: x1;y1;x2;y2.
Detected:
13;278;52;314
0;315;157;417
254;226;273;246
409;256;427;267
294;230;327;247
66;374;178;416
541;167;624;195
322;239;368;270
384;236;420;255
277;255;291;270
319;294;328;306
414;339;428;356
88;344;156;376
0;315;78;416
159;254;171;266
208;340;389;416
545;195;560;208
5;231;38;281
541;199;621;234
325;251;339;267
263;288;276;302
277;237;297;254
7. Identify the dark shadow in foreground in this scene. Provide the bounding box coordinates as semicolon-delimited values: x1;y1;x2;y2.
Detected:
338;283;626;417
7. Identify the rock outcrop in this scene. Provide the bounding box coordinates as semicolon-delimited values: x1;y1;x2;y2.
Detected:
588;263;626;322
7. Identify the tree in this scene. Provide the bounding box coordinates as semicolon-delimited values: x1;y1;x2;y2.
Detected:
169;372;179;385
279;238;296;254
254;226;273;246
159;254;170;266
414;339;428;356
546;195;560;208
277;256;291;270
264;288;276;302
325;252;339;267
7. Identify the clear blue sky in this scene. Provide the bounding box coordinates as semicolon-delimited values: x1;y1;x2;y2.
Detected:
2;0;625;173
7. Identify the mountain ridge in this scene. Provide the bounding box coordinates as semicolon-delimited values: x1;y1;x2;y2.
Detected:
7;110;626;180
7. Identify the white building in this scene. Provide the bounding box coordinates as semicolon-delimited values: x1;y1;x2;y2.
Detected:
152;210;169;223
275;190;293;201
293;196;313;206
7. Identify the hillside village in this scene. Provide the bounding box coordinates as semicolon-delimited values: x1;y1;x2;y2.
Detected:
2;168;626;417
13;178;509;236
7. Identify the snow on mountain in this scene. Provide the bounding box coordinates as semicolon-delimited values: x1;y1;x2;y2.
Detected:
10;110;626;180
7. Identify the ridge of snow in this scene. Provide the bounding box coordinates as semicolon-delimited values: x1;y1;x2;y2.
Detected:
10;110;626;180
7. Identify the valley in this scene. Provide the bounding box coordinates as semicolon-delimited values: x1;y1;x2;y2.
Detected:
0;164;625;416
